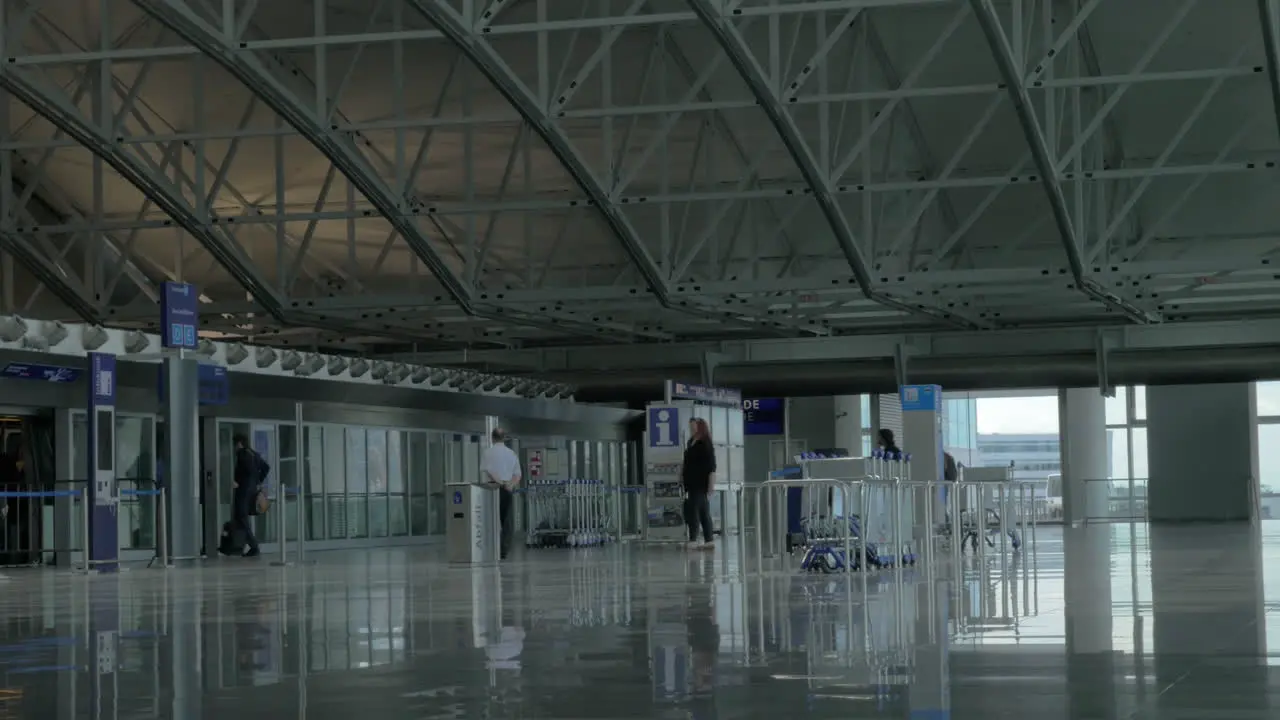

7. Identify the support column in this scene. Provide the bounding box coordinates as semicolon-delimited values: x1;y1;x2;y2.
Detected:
1146;383;1257;522
833;395;860;452
1058;388;1108;526
162;357;201;561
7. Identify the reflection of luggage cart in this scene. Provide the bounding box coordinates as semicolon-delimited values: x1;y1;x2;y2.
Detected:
521;480;617;548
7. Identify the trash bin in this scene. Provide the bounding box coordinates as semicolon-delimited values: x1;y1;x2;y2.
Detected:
446;482;500;566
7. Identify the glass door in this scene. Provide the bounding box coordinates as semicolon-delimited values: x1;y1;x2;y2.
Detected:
250;423;278;543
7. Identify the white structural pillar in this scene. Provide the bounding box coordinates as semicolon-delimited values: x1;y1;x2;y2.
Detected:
833;395;860;451
1058;387;1108;526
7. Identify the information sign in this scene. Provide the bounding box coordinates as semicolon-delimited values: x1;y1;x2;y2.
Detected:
161;281;199;349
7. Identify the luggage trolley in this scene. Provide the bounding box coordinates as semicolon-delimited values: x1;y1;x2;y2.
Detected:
521;479;618;549
943;467;1023;555
787;453;918;573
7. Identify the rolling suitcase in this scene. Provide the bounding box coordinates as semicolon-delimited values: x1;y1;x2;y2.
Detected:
218;521;246;556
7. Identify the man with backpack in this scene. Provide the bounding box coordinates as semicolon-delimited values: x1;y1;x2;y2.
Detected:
226;433;269;558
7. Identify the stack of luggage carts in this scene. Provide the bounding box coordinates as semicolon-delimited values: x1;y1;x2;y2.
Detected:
520;479;616;549
795;512;917;574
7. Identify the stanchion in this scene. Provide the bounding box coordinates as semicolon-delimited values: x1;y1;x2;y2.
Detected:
271;487;306;567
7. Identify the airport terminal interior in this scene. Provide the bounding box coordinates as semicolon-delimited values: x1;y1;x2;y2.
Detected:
4;0;1280;717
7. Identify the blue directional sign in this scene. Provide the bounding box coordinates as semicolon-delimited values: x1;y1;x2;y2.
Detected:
647;406;680;449
161;281;199;349
743;398;785;435
156;364;230;406
1;363;80;383
900;384;943;412
453;491;463;505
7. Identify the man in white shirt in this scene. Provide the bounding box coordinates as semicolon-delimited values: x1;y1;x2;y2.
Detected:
481;427;522;560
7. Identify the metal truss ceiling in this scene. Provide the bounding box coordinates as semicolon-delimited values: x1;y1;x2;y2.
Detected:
0;0;1278;383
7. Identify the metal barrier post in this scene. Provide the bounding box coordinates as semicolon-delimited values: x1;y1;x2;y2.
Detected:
80;488;91;573
146;486;170;569
272;487;300;567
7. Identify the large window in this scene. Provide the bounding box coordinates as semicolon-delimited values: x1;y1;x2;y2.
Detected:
1255;383;1280;500
1106;386;1147;482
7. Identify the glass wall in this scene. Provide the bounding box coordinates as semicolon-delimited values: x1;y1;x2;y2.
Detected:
1255;383;1280;513
1105;386;1148;483
71;412;156;551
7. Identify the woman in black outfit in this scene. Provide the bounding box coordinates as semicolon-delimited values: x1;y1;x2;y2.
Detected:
681;417;717;549
877;428;901;456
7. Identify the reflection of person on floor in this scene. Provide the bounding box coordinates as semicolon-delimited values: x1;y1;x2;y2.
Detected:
686;578;720;698
234;594;271;680
0;453;22;561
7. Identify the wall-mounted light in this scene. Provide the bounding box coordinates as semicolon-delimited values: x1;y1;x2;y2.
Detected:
224;342;249;365
459;373;481;392
348;358;370;378
370;361;389;381
327;356;349;376
390;363;411;384
0;316;26;342
255;346;278;368
124;330;150;355
429;369;449;386
481;375;503;392
410;366;430;384
80;325;108;351
279;350;302;372
196;338;217;356
295;353;325;376
40;320;68;348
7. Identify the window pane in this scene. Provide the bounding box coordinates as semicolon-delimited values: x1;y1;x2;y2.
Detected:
1134;385;1147;422
305;426;324;541
388;431;407;536
413;433;433;536
1131;427;1147;479
1259;382;1280;417
346;429;368;538
1105;386;1128;426
323;426;346;539
367;430;388;538
1107;428;1129;480
1262;423;1280;496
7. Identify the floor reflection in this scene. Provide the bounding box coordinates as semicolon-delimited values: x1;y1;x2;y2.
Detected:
2;520;1280;717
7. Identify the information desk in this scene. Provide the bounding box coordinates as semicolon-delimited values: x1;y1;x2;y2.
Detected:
446;482;501;566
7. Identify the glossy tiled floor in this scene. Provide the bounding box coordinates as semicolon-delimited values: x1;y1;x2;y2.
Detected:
4;522;1280;718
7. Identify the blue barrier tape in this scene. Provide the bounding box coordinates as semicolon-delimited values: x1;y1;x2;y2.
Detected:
620;487;646;494
120;489;161;497
0;490;81;499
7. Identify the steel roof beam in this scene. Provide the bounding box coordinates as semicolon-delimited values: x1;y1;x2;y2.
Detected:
0;65;288;320
404;0;670;304
1258;0;1280;145
684;0;986;331
132;0;475;313
967;0;1159;324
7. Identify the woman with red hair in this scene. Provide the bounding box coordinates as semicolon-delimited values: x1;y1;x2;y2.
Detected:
681;417;717;549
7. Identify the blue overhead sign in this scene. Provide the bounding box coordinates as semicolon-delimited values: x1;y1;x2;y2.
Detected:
900;384;943;412
665;381;741;407
743;398;785;435
157;364;230;406
161;281;199;349
1;363;80;383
